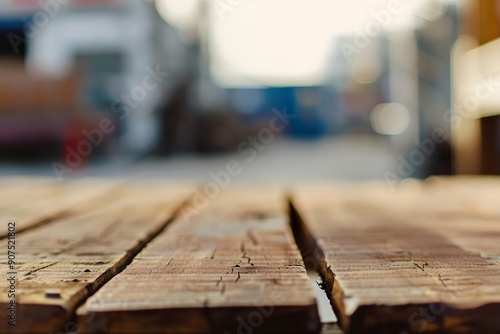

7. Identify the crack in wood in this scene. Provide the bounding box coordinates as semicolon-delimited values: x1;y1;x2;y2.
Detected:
247;229;258;245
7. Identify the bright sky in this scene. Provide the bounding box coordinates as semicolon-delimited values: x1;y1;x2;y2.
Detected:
157;0;448;87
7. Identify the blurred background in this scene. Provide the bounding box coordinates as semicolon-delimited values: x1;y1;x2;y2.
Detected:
0;0;498;182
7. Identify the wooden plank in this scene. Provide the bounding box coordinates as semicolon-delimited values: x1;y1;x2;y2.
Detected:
77;187;320;334
0;180;85;211
0;177;99;211
0;178;122;239
0;177;60;207
0;182;192;333
291;178;500;334
0;176;54;189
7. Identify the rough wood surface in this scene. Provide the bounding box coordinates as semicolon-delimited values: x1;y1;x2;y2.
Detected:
0;178;122;239
77;187;320;334
291;177;500;334
0;183;192;333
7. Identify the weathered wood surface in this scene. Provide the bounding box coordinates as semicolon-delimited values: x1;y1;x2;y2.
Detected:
0;183;192;333
291;177;500;334
0;178;122;239
77;187;320;334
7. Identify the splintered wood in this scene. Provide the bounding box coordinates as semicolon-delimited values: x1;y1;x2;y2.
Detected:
77;188;320;334
0;182;192;333
291;177;500;334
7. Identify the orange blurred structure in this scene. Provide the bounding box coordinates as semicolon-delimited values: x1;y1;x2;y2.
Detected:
454;0;500;175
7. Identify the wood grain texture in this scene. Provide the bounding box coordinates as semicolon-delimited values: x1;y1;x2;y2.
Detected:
291;177;500;334
0;182;192;333
77;187;320;334
0;178;123;239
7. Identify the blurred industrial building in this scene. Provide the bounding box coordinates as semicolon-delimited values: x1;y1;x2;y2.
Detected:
0;0;498;179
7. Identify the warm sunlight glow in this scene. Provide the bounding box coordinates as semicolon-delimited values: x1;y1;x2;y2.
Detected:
208;0;424;87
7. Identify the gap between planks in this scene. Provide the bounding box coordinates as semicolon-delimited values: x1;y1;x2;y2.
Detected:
290;178;500;334
77;187;320;334
0;182;194;334
0;178;123;240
